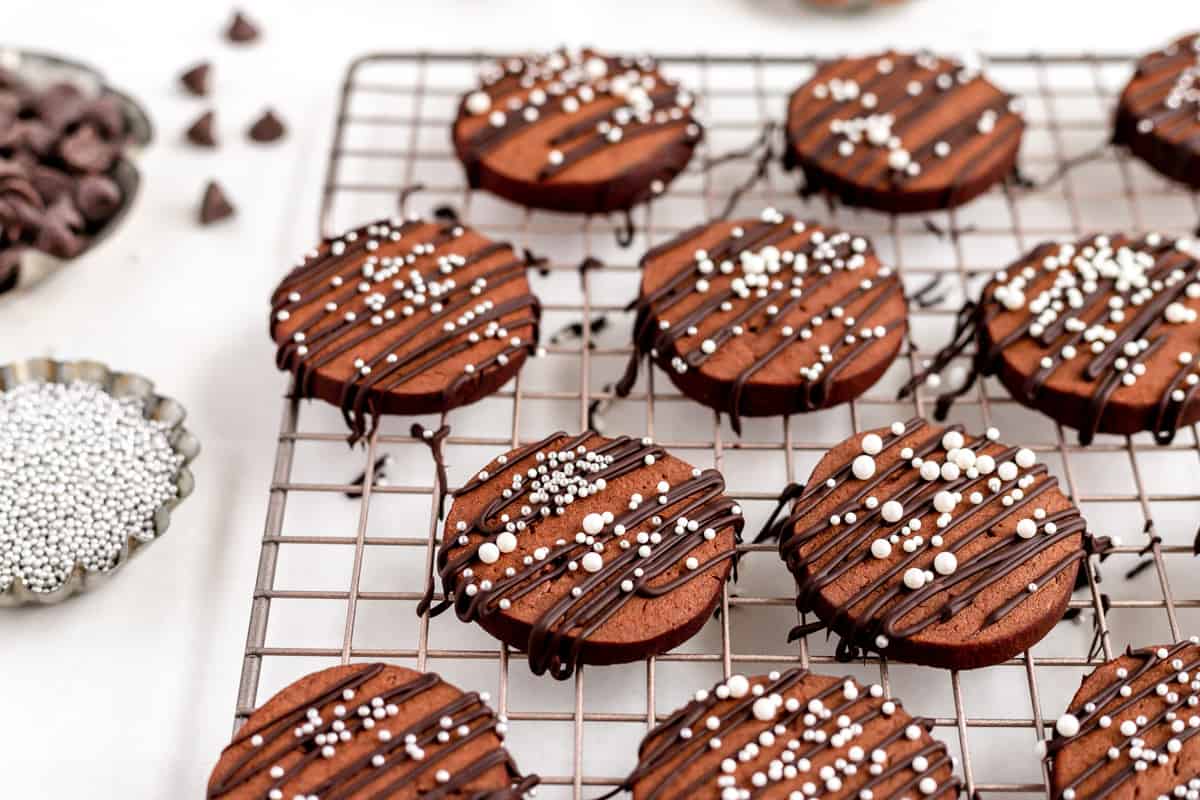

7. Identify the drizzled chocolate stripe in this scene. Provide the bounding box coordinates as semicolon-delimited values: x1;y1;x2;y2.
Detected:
1045;639;1200;800
613;668;961;800
908;232;1200;445
775;419;1090;665
208;664;537;800
420;432;743;679
617;213;904;433
269;218;541;444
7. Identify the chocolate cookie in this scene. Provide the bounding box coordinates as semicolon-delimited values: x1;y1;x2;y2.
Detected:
784;50;1024;213
451;48;702;214
616;668;960;800
765;418;1094;670
208;663;538;799
270;216;542;443
420;431;743;679
914;233;1200;445
615;208;907;434
1114;33;1200;189
1042;638;1200;800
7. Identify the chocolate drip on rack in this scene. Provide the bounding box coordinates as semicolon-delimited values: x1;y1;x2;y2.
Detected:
616;211;904;434
412;422;451;520
774;418;1090;661
1043;639;1200;800
899;232;1200;445
208;663;538;799
610;668;961;800
270;218;541;445
418;431;743;680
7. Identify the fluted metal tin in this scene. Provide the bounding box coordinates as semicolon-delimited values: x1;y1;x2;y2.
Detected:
0;358;199;606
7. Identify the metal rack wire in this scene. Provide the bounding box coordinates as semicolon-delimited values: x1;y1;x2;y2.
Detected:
232;50;1200;799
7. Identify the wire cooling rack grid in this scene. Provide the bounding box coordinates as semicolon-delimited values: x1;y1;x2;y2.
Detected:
233;51;1200;799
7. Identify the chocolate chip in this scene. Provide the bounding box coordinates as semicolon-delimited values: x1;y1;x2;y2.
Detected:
29;165;74;204
225;10;260;43
0;160;45;243
76;175;122;223
1;120;57;158
199;180;234;225
247;108;285;142
35;197;84;257
185;110;218;147
36;82;87;133
59;125;117;174
81;94;128;140
180;62;212;96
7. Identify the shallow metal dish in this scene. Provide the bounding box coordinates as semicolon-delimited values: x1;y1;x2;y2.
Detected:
0;47;154;295
0;357;199;606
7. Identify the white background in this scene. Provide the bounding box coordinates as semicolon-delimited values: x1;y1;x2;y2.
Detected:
0;1;1194;796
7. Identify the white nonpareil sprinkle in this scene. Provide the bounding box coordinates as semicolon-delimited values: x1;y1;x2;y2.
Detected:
0;381;184;594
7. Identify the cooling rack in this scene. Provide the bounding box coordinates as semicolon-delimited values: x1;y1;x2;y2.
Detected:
231;50;1200;799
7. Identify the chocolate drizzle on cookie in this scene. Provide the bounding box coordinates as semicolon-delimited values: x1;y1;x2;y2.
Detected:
903;233;1200;445
419;431;743;679
270;217;542;445
1043;638;1200;800
1114;33;1200;189
208;663;537;799
617;208;906;434
784;50;1024;212
613;669;961;800
770;419;1091;669
452;48;702;213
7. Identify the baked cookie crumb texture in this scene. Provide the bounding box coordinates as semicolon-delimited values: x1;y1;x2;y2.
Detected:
269;216;541;443
426;431;742;679
208;663;538;799
452;48;702;214
776;418;1093;670
784;50;1024;212
1114;33;1200;189
618;207;907;433
1044;638;1200;800
621;668;960;800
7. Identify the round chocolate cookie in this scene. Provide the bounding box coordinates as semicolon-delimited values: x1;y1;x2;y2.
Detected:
616;668;960;799
924;233;1200;445
208;663;538;799
270;216;542;443
616;208;907;434
1114;33;1200;189
421;431;743;679
452;48;702;214
768;418;1094;670
1042;638;1200;800
784;50;1024;213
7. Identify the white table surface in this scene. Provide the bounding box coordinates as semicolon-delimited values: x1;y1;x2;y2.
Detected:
0;1;1193;795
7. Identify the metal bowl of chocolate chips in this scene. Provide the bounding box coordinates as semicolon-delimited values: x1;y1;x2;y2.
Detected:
0;47;153;295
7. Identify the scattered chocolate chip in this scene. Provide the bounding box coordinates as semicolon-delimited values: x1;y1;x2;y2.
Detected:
76;175;122;223
247;108;285;142
179;62;212;97
59;125;117;174
185;110;218;147
225;10;260;43
199;180;234;225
